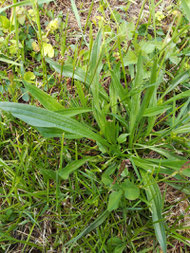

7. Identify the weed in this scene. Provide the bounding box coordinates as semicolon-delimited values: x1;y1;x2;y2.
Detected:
0;0;190;252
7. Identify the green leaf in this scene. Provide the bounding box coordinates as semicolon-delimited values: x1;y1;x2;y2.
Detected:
0;0;54;14
163;90;190;105
24;83;91;115
110;69;126;102
143;105;171;117
107;237;126;253
118;21;135;41
24;72;35;82
89;30;102;77
133;157;189;177
70;0;82;31
43;43;54;58
0;102;110;148
64;210;110;247
55;107;92;116
172;123;190;134
40;168;56;180
129;52;143;147
0;15;10;29
121;179;140;201
102;164;117;186
139;40;156;54
59;158;93;180
141;172;167;253
23;82;64;111
161;70;190;99
36;127;82;138
107;190;123;212
45;58;91;85
117;133;129;144
114;244;126;253
149;159;190;178
123;50;137;66
0;57;21;66
182;168;190;177
181;0;190;21
144;59;159;136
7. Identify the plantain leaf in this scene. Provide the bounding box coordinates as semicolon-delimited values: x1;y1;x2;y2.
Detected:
23;82;64;111
36;127;81;138
0;102;110;148
141;171;167;253
181;0;190;21
55;107;92;116
161;70;190;99
70;0;82;31
163;90;190;105
45;58;91;85
143;105;171;117
24;82;91;116
0;57;21;66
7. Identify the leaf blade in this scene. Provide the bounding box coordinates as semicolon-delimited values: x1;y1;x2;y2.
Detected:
0;102;110;148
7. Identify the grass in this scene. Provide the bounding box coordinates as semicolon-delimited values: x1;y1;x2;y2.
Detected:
0;0;190;252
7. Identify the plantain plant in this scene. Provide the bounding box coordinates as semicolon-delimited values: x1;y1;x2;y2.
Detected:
0;0;190;252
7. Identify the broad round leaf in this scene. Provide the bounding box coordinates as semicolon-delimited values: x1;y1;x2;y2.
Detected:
107;190;123;212
121;180;140;201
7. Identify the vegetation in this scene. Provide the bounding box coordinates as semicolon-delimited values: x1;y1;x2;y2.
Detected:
0;0;190;252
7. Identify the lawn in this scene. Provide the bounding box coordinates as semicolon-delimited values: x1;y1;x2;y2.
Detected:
0;0;190;252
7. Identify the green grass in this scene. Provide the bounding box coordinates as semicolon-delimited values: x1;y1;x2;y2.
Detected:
0;0;190;252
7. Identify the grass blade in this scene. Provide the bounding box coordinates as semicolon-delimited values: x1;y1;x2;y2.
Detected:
64;210;110;247
0;0;54;14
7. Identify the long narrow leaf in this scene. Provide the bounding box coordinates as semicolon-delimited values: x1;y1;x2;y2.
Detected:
70;0;82;32
45;58;91;85
161;70;190;100
36;127;81;138
181;0;190;21
129;52;143;147
56;107;92;116
0;57;21;66
162;90;190;105
141;171;167;253
24;82;91;115
0;0;54;14
59;157;93;180
64;210;110;247
0;102;110;148
24;82;64;111
70;0;88;45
